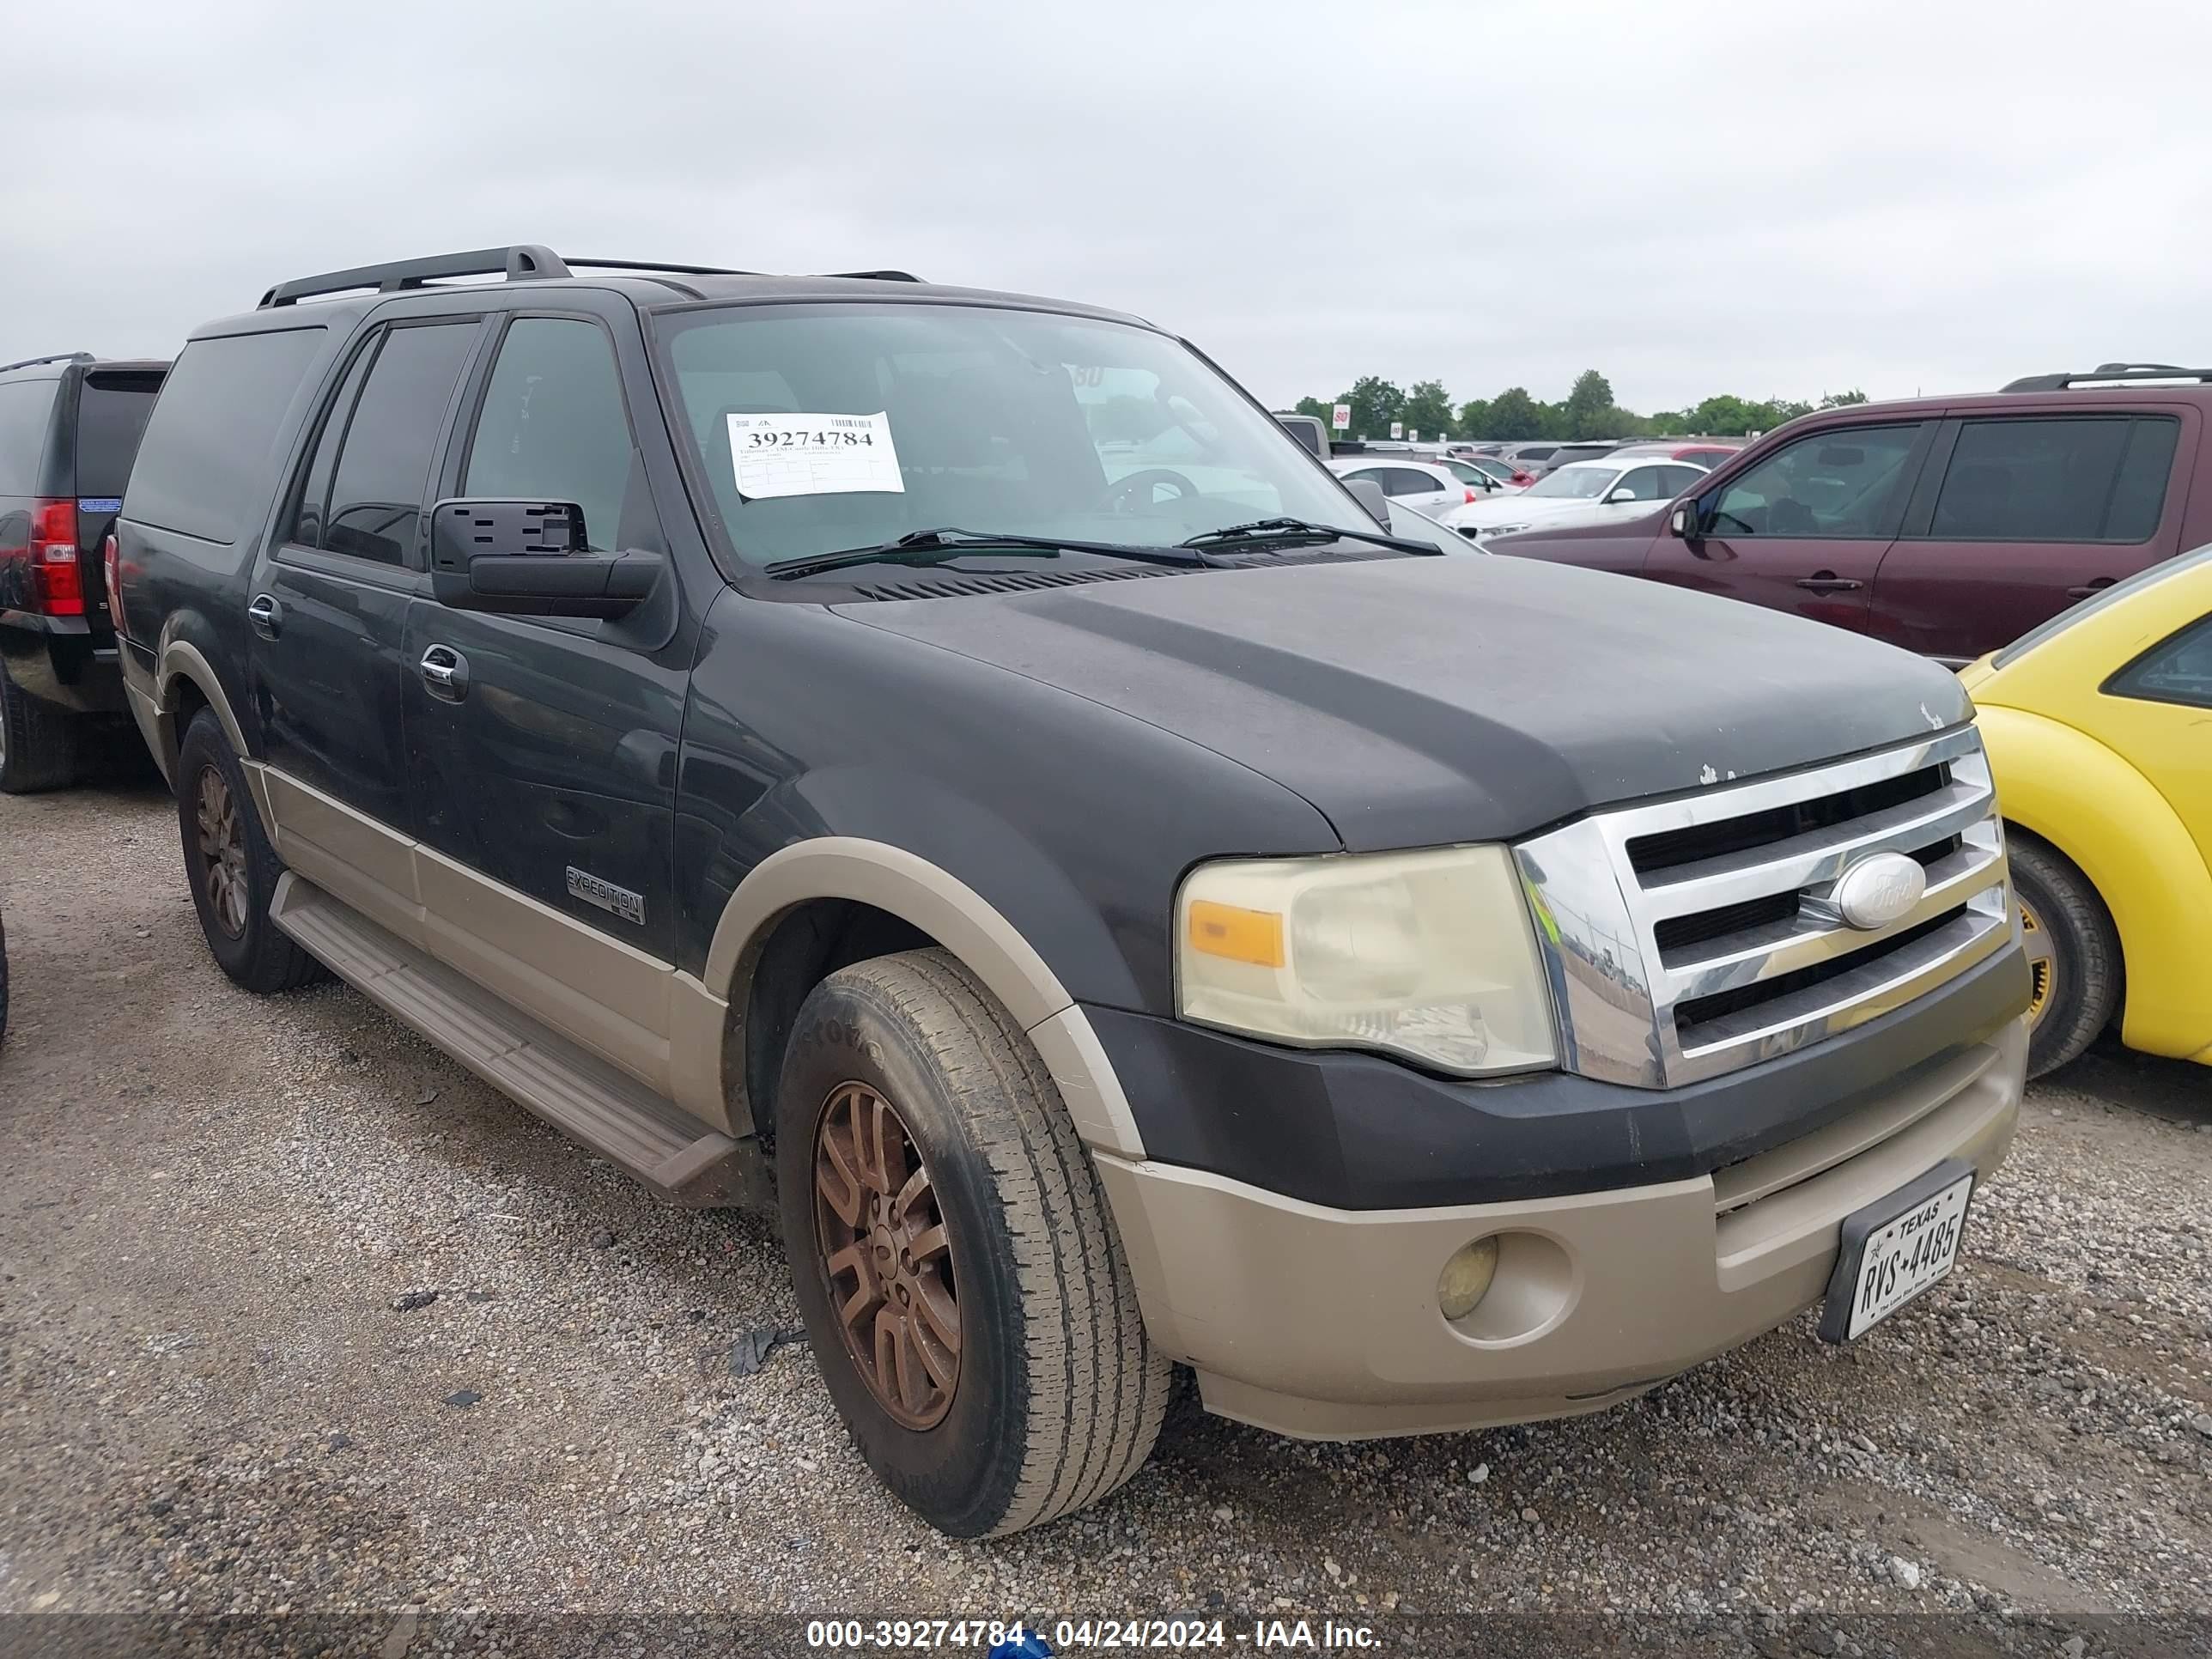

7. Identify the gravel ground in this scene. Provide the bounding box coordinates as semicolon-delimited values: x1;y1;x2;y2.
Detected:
2;779;2208;1653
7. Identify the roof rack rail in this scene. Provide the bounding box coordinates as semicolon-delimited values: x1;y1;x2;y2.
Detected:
258;245;573;309
563;258;760;278
821;269;922;282
0;350;94;374
2001;362;2212;392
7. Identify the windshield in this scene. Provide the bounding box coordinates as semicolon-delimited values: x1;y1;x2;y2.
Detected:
658;303;1360;565
1525;464;1620;500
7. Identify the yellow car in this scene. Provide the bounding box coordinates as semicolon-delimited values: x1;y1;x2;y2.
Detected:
1960;544;2212;1077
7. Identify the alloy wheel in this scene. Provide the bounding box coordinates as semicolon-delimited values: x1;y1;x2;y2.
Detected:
194;764;249;939
812;1081;962;1430
2019;898;2054;1031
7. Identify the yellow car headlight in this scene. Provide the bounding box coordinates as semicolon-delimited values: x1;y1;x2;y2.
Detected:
1175;845;1558;1075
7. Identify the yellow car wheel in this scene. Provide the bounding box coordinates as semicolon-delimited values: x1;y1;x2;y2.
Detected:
2008;834;2121;1079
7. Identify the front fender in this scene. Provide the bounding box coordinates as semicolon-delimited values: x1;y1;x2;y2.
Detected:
1977;705;2212;1059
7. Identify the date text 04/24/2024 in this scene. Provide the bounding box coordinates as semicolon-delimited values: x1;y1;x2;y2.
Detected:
803;1618;1381;1650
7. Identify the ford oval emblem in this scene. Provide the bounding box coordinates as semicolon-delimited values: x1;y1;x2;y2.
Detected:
1833;851;1927;931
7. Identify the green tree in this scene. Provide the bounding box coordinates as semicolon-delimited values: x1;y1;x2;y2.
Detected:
1484;386;1546;440
1564;369;1617;439
1292;396;1333;422
1401;379;1455;440
1456;397;1492;437
1819;389;1869;408
1345;375;1406;441
1686;394;1763;436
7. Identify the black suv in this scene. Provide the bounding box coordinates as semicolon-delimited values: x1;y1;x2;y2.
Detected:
118;245;2029;1537
0;351;167;790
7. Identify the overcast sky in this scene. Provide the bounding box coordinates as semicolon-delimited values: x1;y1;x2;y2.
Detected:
7;0;2208;416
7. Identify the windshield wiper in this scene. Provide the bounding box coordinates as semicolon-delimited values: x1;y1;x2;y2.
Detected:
1179;517;1443;556
763;526;1215;580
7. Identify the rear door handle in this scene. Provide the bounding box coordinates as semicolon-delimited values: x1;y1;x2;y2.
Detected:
1795;574;1863;592
419;644;469;702
246;593;283;640
2066;580;2115;599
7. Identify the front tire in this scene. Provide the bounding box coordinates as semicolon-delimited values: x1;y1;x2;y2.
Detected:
2009;832;2120;1078
776;948;1170;1537
175;711;325;994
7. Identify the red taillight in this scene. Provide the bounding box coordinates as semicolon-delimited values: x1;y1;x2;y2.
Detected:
1465;487;1479;502
29;499;83;617
105;532;129;641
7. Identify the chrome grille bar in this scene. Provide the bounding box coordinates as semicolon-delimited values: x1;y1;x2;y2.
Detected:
1514;726;2018;1089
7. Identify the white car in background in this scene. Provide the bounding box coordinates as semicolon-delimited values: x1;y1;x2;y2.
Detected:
1328;455;1502;518
1443;455;1708;545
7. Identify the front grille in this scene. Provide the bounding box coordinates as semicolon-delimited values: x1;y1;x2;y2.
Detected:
1627;765;1948;877
1514;727;2014;1088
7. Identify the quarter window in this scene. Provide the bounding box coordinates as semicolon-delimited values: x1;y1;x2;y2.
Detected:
464;319;636;551
316;323;476;567
1710;423;1924;539
125;328;326;544
2106;613;2212;709
1925;416;2179;544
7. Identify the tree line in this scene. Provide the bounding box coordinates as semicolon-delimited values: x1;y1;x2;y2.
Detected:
1291;370;1869;443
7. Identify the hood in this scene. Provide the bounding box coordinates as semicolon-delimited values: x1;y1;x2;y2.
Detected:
838;556;1975;852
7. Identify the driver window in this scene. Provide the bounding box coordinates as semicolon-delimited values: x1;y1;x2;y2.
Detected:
1710;424;1924;539
465;319;636;551
1614;466;1668;501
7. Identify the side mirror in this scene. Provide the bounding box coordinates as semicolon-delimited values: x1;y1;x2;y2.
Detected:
1607;487;1638;503
1343;477;1390;526
428;499;663;619
1669;503;1698;538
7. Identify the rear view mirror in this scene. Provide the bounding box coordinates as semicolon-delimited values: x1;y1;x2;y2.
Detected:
1343;477;1390;525
428;498;663;619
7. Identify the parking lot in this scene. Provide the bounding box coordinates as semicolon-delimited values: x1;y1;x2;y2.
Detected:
3;778;2208;1650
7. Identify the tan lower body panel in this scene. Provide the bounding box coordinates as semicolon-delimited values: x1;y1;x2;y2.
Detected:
1097;1018;2026;1441
254;767;732;1130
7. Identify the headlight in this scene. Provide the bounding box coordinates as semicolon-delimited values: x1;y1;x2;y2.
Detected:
1480;523;1528;540
1175;845;1558;1075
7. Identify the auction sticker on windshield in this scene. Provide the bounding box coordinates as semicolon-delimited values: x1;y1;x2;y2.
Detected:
1819;1159;1975;1342
727;410;904;499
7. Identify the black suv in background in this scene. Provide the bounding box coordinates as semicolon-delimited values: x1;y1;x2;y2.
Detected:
0;351;167;790
116;246;2027;1538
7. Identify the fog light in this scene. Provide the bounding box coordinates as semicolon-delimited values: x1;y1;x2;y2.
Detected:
1437;1236;1500;1322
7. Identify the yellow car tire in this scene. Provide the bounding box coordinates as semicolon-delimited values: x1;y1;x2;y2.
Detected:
2008;833;2122;1079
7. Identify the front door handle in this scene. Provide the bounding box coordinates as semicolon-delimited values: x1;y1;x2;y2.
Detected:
419;644;470;703
246;594;283;640
1795;573;1863;592
2066;579;2115;599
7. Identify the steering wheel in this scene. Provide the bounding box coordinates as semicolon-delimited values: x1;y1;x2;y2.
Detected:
1101;468;1201;514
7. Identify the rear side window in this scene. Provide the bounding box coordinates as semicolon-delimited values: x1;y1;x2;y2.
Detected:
0;379;59;494
463;318;635;551
318;322;477;567
2106;612;2212;709
73;371;166;495
129;329;325;543
1926;416;2179;543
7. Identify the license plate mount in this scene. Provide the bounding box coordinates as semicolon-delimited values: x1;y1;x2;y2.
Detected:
1818;1158;1977;1344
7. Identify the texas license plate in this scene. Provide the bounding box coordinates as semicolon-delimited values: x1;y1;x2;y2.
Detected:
1818;1159;1975;1343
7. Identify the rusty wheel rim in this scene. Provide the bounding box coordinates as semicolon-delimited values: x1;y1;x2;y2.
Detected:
2019;900;2053;1030
194;765;248;940
812;1081;962;1430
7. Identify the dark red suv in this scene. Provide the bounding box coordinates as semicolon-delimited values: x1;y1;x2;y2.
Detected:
1488;364;2212;663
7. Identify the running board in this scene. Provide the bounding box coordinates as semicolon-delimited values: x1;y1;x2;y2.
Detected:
270;873;760;1208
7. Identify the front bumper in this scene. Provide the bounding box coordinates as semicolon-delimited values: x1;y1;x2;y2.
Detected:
1097;1015;2025;1440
